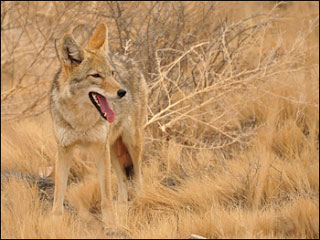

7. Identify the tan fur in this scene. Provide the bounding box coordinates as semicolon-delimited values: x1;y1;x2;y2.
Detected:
49;23;148;228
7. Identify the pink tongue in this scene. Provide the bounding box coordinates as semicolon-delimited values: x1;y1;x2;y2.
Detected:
96;94;115;123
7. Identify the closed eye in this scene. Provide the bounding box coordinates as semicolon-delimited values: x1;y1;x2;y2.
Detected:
91;73;101;78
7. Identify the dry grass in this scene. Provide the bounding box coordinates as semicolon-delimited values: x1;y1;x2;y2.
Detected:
1;1;319;239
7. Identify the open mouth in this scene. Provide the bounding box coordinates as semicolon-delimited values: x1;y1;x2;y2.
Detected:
89;91;115;123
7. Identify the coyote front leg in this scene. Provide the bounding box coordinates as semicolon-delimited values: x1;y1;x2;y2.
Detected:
52;145;73;215
110;145;128;205
92;142;116;227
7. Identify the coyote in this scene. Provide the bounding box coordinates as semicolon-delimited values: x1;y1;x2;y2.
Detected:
49;23;148;227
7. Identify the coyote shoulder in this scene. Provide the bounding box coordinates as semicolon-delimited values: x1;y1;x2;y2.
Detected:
49;23;147;228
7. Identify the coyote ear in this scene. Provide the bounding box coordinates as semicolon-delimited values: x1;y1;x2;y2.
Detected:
61;34;84;65
87;23;108;51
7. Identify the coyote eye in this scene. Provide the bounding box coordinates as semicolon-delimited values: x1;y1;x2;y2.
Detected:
91;73;101;78
111;71;115;76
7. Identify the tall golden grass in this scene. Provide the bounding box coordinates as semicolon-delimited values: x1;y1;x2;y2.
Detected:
1;1;319;239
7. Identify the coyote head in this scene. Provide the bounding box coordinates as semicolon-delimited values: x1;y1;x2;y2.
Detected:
60;23;126;123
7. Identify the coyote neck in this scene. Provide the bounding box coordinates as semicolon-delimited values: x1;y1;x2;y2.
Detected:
57;95;104;132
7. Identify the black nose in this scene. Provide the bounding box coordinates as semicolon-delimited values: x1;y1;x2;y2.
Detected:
117;89;127;98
